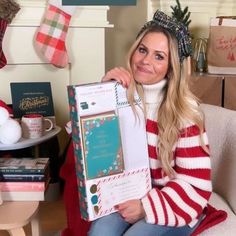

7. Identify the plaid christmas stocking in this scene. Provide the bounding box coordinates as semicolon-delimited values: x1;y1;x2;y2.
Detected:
35;0;77;68
0;19;7;69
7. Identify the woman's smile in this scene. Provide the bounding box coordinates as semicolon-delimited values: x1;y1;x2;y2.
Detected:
136;65;152;74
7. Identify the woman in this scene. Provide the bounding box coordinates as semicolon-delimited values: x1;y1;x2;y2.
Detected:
89;10;212;236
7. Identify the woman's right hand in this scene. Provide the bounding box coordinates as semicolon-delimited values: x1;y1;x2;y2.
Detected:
102;67;132;88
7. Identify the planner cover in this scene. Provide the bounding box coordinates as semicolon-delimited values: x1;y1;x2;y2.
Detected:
80;112;124;179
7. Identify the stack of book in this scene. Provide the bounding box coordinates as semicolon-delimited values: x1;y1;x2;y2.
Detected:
0;157;50;201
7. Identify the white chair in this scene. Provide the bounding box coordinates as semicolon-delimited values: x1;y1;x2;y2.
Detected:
0;201;41;236
200;104;236;235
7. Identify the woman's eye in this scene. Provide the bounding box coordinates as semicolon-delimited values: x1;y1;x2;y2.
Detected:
138;47;146;54
155;54;164;60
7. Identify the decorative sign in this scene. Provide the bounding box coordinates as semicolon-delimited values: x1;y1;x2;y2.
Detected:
62;0;136;5
10;82;55;118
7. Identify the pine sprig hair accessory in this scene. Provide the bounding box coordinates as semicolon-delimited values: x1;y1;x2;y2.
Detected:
137;10;192;62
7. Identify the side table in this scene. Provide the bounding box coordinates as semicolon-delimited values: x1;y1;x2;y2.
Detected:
0;126;61;153
0;126;61;236
0;201;40;236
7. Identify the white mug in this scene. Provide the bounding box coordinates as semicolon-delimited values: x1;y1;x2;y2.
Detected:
21;114;53;139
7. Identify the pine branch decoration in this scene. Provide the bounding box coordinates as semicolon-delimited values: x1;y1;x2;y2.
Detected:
170;0;191;28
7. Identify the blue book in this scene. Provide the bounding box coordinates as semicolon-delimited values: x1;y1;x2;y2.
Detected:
0;174;47;182
80;112;124;179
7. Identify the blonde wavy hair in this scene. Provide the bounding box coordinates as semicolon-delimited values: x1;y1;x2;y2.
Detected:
126;26;207;177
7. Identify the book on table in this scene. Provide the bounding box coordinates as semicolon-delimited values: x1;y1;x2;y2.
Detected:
0;181;48;192
0;176;50;201
0;157;50;200
0;157;49;174
0;173;47;182
1;191;45;201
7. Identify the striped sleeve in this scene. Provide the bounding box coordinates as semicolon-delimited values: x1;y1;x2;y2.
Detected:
141;124;212;227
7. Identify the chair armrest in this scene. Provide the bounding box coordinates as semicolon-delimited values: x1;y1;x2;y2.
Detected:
200;104;236;214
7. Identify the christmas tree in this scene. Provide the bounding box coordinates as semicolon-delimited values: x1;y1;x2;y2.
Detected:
170;0;191;28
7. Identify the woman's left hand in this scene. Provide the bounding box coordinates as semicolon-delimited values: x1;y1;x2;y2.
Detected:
115;199;146;224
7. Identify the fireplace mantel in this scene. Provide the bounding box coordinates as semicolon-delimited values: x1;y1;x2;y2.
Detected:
0;0;112;150
13;0;112;27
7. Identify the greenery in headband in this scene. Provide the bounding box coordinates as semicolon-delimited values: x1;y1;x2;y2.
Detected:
137;10;192;62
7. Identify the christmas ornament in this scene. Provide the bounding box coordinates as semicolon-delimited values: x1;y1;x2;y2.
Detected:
0;118;22;144
0;106;9;125
35;0;77;68
0;103;22;145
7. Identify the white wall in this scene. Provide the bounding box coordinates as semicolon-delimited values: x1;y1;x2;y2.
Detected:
105;0;236;70
1;0;235;152
105;0;149;70
0;0;111;152
157;0;236;38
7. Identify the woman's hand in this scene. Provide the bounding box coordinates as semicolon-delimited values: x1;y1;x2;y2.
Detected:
102;67;132;88
115;199;146;224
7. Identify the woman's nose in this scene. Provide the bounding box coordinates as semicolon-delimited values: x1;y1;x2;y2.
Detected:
141;54;152;64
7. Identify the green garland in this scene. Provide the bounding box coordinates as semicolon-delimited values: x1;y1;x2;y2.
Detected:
170;0;191;28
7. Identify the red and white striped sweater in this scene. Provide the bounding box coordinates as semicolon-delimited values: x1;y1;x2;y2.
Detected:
141;80;212;227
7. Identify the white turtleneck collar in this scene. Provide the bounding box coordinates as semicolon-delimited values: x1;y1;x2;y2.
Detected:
142;79;167;105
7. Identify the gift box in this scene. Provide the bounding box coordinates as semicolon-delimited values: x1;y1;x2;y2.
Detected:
67;82;151;221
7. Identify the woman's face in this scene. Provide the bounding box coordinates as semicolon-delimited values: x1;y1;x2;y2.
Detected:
131;32;169;85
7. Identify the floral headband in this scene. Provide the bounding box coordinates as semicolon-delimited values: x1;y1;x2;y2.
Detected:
137;10;192;62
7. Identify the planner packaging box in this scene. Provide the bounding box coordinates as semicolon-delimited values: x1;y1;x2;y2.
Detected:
68;82;151;221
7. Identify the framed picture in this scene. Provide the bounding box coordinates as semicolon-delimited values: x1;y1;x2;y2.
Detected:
10;82;55;118
62;0;136;5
